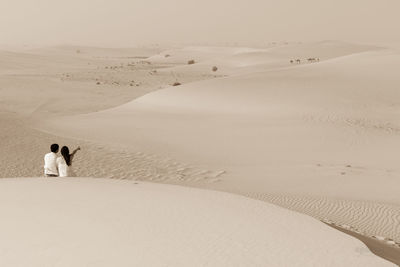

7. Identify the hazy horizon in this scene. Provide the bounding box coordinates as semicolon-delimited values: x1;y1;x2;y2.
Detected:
1;0;400;47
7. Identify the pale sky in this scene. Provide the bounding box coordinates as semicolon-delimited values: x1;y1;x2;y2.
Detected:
0;0;399;47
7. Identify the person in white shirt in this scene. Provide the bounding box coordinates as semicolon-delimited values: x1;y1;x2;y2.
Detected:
57;146;80;177
44;144;59;177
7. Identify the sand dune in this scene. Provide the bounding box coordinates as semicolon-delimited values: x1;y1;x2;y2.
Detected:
0;114;223;184
34;42;400;250
0;178;393;267
2;41;400;264
26;45;164;58
0;47;215;116
147;41;379;76
242;192;400;245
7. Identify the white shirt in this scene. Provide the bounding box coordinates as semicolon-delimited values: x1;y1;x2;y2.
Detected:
56;157;68;177
44;152;58;176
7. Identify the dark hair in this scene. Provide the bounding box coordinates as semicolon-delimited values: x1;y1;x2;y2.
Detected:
61;146;71;166
50;144;59;153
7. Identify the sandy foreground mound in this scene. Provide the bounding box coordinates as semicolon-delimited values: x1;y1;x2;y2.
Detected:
0;178;393;267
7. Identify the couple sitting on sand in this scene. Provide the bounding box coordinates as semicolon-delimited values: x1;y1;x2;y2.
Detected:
44;144;80;177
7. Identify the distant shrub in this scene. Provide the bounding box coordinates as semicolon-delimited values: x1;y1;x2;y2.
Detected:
172;82;181;86
76;49;81;54
188;60;195;65
165;54;171;58
96;81;101;85
212;66;218;72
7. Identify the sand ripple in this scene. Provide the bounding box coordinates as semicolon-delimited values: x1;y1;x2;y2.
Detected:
242;192;400;245
0;114;225;184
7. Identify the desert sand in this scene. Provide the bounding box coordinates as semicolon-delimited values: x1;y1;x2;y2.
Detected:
0;178;392;266
1;41;399;265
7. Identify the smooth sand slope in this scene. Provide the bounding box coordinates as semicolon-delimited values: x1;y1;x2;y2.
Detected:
0;178;393;267
35;42;400;247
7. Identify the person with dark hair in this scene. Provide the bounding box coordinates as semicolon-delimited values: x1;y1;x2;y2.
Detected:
44;144;59;177
57;146;80;177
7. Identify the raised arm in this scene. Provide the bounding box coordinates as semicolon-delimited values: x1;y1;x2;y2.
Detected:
70;146;81;160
